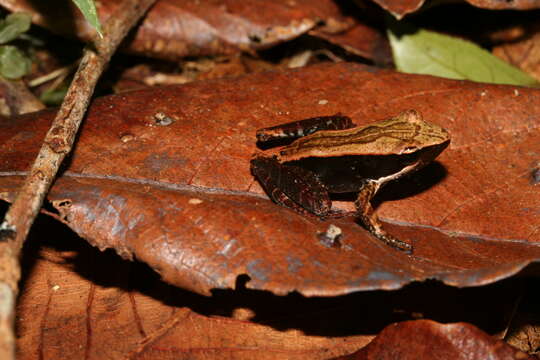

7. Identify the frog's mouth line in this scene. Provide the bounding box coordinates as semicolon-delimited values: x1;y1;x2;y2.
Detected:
374;161;422;185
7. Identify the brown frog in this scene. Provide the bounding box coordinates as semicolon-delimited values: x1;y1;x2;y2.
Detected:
250;110;450;253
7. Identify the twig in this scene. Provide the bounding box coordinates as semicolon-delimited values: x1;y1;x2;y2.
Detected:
27;62;77;88
0;78;45;116
0;1;157;358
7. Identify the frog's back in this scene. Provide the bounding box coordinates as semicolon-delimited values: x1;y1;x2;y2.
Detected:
278;110;449;162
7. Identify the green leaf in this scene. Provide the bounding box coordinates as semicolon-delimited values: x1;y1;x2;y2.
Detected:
0;45;31;79
40;86;69;106
387;21;539;87
71;0;103;38
0;13;31;45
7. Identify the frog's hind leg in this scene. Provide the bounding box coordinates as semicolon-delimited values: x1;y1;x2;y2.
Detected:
256;115;355;143
354;180;413;254
251;156;332;217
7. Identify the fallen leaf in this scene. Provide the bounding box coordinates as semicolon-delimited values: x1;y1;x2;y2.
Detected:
363;0;540;19
15;213;535;359
310;21;392;65
506;316;540;354
502;284;540;354
1;62;540;296
15;216;373;359
388;22;538;86
0;0;351;60
466;0;540;11
332;320;534;359
494;30;540;83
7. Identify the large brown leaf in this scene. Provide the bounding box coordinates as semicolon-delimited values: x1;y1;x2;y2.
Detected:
366;0;540;19
333;320;534;359
15;218;374;360
0;0;351;60
1;62;540;296
15;215;535;359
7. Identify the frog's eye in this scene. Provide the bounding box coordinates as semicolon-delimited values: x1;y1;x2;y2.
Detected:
401;146;418;154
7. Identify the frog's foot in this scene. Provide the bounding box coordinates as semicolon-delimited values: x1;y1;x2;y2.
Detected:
358;212;413;253
370;229;413;254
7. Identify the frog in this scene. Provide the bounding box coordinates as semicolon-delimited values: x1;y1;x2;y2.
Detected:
250;109;451;253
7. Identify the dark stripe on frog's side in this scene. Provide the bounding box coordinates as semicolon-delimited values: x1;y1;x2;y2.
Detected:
285;152;423;193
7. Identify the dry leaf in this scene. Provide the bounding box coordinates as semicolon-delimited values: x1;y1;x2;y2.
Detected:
1;63;540;296
310;21;392;65
16;214;534;359
0;0;351;60
494;31;540;82
360;0;540;19
15;218;372;359
333;320;534;359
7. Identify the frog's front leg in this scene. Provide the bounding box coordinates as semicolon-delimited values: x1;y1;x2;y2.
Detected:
251;156;332;217
355;180;413;254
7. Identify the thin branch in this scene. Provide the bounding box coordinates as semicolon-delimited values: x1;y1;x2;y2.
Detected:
0;78;45;115
28;62;77;88
0;1;157;358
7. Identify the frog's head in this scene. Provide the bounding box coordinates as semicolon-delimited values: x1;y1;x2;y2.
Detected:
388;109;450;158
